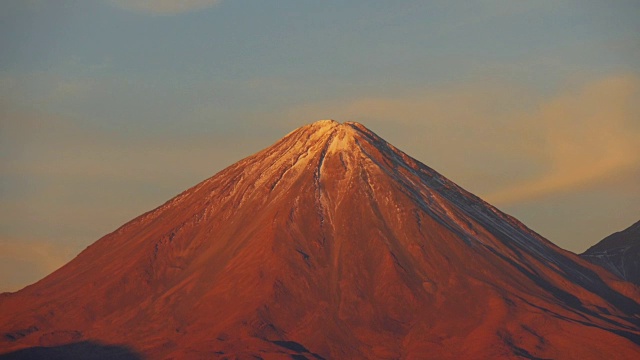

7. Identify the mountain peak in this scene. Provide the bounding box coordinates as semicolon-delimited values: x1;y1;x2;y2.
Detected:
280;120;371;158
298;119;370;134
301;119;354;135
295;119;382;148
302;119;341;135
312;118;340;126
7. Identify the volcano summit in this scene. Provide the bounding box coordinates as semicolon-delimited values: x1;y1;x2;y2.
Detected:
1;120;639;359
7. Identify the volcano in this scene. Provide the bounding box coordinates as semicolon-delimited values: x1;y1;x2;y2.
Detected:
1;120;639;359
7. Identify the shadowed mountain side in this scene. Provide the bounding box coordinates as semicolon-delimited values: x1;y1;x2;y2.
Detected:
582;221;640;286
1;120;639;359
0;341;142;360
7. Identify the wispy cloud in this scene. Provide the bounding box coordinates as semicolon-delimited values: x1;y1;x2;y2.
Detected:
0;239;79;292
108;0;223;15
484;75;640;205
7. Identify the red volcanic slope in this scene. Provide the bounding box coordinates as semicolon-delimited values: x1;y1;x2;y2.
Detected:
1;120;640;359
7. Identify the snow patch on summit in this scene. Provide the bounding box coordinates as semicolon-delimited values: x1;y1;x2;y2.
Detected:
327;126;358;153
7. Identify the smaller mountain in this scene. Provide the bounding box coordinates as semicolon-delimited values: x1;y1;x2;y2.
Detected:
582;221;640;285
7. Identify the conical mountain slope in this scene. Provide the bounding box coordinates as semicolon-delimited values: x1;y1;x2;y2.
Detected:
1;120;639;359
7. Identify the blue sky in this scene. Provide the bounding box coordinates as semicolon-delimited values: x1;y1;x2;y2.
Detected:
1;0;639;291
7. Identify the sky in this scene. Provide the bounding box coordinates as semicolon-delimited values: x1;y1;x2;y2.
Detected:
1;0;639;291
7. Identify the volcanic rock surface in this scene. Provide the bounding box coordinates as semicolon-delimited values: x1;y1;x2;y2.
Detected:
1;120;640;359
582;221;640;286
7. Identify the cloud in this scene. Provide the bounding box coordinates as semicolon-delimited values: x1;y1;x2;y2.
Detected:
0;107;276;258
484;75;640;205
0;239;79;292
108;0;222;15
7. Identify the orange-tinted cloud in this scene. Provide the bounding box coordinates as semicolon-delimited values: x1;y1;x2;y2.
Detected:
0;239;79;292
108;0;222;15
485;75;640;205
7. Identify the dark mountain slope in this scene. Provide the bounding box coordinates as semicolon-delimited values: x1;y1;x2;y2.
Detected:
582;221;640;286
